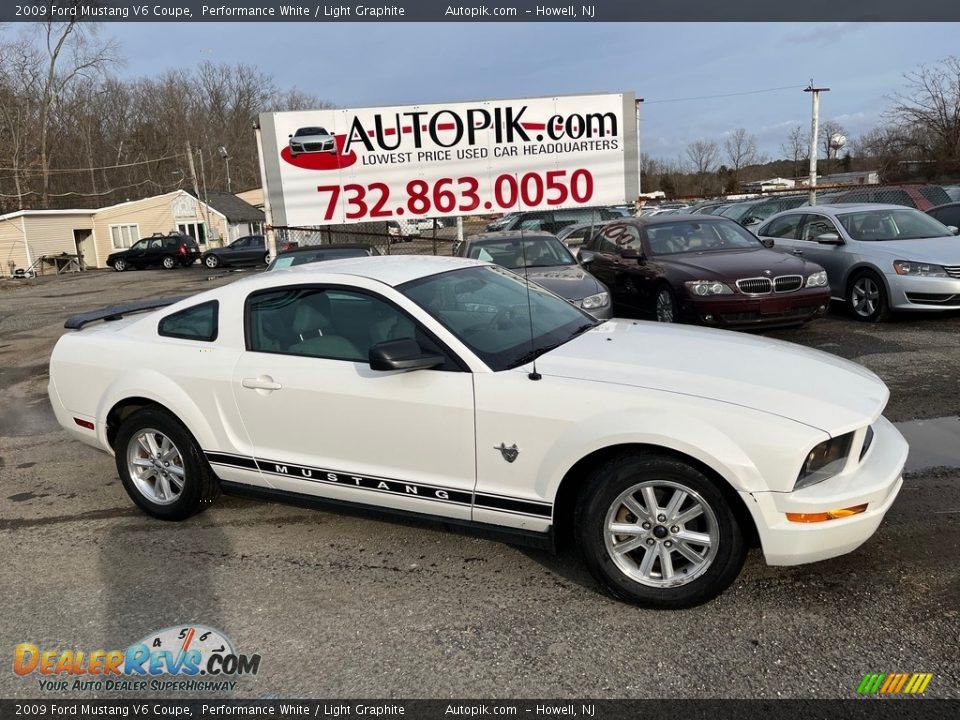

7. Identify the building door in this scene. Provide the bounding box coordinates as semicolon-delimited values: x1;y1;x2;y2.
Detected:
73;229;94;270
177;222;207;246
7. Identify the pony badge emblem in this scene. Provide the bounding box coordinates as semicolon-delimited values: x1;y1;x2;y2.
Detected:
494;443;520;463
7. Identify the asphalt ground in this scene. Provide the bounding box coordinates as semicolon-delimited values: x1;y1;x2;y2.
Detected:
1;266;958;700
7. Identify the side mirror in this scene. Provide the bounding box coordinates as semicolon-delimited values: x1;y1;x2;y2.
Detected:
578;250;596;265
620;247;645;263
742;217;761;226
288;134;293;138
369;338;443;372
759;237;774;249
815;232;843;245
948;225;959;236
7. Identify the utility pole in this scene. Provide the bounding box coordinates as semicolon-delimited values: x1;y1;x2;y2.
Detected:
804;83;830;206
197;149;215;245
185;141;206;237
635;97;645;206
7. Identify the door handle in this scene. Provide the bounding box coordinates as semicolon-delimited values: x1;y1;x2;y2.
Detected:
242;376;282;391
792;249;804;255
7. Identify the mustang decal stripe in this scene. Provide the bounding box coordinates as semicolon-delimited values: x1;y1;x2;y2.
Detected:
204;451;553;519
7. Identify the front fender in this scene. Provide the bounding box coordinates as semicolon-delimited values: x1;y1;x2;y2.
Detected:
537;400;828;503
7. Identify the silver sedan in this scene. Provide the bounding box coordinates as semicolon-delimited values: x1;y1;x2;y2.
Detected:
756;203;960;322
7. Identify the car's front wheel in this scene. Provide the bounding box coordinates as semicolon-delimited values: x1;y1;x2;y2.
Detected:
161;255;177;270
655;284;678;323
576;451;746;608
113;258;128;272
114;407;220;521
847;271;889;322
204;254;221;269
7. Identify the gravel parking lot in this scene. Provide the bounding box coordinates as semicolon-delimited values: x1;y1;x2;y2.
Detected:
1;266;958;699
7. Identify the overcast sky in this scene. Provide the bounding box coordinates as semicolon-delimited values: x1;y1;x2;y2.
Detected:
108;22;957;162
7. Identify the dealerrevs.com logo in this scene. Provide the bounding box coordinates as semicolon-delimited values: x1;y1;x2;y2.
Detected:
14;625;261;693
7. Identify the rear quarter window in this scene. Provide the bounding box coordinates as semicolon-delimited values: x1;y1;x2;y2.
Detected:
158;300;219;342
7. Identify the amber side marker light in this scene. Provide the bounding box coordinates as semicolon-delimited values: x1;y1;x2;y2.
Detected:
786;504;868;523
73;418;95;430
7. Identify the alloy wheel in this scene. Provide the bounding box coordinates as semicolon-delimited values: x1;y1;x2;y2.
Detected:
851;276;880;318
126;428;185;505
603;480;719;588
656;289;675;323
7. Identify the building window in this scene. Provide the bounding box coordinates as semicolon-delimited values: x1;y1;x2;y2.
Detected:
110;224;140;249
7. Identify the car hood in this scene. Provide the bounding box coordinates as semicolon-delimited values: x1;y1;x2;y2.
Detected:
854;235;960;263
660;248;813;278
535;319;887;433
519;265;603;300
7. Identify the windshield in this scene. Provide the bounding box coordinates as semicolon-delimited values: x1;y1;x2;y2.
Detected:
720;203;759;222
646;220;760;255
837;209;953;241
400;265;596;371
295;127;328;136
466;237;576;269
268;248;370;270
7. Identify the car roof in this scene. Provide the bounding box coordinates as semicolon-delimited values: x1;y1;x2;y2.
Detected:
467;231;558;242
268;254;487;287
788;203;919;215
616;213;736;225
277;243;375;255
929;201;960;211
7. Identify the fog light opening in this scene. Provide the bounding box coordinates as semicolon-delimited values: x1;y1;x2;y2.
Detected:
786;503;868;523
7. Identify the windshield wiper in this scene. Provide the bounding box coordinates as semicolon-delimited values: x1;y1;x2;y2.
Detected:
507;323;597;369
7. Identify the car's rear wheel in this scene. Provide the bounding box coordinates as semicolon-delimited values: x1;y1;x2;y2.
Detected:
847;271;889;322
655;284;678;323
575;451;746;608
113;258;128;272
161;255;177;270
114;407;220;521
264;252;270;265
204;255;221;269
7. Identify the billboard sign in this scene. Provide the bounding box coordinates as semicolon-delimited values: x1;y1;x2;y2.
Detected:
258;93;638;227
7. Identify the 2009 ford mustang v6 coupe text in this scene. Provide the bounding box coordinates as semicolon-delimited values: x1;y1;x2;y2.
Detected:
48;256;907;608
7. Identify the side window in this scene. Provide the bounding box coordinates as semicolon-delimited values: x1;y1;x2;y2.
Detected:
246;287;458;369
800;215;839;242
763;214;803;239
931;206;960;227
251;236;265;248
233;237;249;248
561;227;593;248
594;223;632;253
158;301;219;342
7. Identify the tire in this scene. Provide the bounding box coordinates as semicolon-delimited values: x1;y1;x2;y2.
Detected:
114;407;220;521
161;255;177;270
575;451;746;609
654;284;679;323
204;254;221;269
113;258;128;272
847;270;889;323
263;253;270;265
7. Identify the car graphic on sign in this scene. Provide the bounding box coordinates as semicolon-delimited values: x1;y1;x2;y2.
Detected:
288;126;336;156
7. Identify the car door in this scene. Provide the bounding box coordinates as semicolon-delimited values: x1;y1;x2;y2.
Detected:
230;283;477;521
125;239;150;266
757;213;805;256
795;213;849;295
143;237;165;267
245;236;266;264
579;223;629;307
225;237;249;264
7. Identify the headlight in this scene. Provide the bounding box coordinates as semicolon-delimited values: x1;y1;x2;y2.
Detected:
893;260;947;277
805;270;828;287
684;280;733;296
581;291;610;309
795;432;854;490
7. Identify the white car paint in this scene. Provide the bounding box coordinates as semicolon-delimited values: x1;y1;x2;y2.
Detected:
49;256;906;569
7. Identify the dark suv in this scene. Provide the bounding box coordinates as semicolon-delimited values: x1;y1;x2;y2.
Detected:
106;233;201;272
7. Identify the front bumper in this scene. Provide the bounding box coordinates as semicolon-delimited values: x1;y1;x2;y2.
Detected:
681;287;830;328
887;273;960;310
742;415;907;566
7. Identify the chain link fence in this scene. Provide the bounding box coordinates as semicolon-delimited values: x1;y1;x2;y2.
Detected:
272;218;491;257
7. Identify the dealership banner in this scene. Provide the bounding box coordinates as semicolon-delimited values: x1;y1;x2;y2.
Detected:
1;1;957;22
259;93;638;227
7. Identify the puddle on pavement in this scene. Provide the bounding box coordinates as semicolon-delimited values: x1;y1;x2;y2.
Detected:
895;416;960;472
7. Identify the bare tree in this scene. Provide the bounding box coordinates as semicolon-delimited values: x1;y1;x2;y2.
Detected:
723;128;758;192
779;124;807;178
685;139;719;195
0;36;41;210
887;56;960;167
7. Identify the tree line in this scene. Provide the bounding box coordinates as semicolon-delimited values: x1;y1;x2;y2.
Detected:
644;56;960;199
0;19;330;213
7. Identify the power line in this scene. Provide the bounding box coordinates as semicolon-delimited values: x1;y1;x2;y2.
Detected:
0;153;184;175
0;177;184;199
643;85;807;105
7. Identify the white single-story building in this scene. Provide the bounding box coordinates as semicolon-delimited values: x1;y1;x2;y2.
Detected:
0;190;264;276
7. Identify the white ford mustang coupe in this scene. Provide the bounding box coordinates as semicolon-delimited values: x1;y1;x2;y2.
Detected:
49;256;907;608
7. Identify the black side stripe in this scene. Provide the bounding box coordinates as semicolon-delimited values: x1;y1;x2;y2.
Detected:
204;451;552;519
